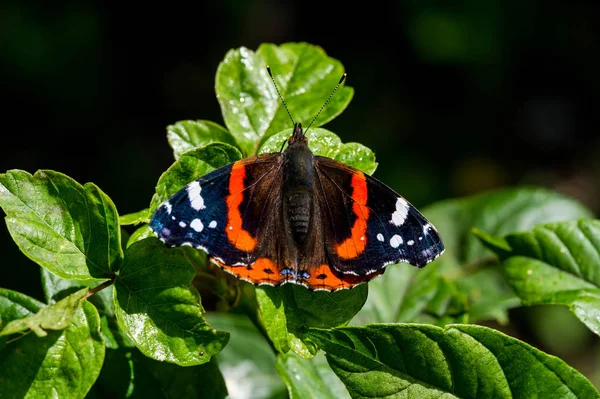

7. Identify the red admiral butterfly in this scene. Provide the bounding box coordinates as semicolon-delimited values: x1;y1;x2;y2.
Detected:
150;68;444;291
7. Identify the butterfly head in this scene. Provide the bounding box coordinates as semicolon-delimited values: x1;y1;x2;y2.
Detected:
288;123;308;147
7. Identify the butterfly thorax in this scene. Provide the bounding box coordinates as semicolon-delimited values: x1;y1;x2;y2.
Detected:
282;123;314;246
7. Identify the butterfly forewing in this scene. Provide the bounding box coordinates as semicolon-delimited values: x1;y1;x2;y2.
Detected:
151;154;286;273
150;165;242;260
314;156;444;275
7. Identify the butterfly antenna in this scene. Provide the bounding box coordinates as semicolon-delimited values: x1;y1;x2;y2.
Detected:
305;72;347;133
266;66;295;126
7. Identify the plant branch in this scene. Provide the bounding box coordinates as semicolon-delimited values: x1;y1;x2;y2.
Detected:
84;276;115;299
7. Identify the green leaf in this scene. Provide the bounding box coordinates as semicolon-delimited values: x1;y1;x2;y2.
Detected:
276;352;351;399
40;268;131;350
167;120;240;160
352;264;469;326
415;186;593;324
119;208;150;226
256;284;368;357
92;344;229;399
424;187;593;268
393;266;468;325
0;169;122;280
259;128;341;157
207;312;287;399
114;238;229;366
140;356;229;399
41;268;109;310
334;142;378;176
149;143;242;211
0;289;43;333
0;287;88;337
0;290;105;399
256;287;292;354
307;324;599;398
471;227;513;256
483;219;600;336
351;266;417;325
454;265;520;324
216;42;353;155
259;128;377;175
90;347;142;398
126;224;153;248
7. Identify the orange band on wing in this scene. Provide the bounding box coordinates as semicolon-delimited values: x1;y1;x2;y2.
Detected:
211;257;286;286
304;264;384;290
335;172;370;259
226;161;257;251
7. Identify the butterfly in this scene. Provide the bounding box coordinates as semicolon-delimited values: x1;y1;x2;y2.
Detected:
150;68;444;291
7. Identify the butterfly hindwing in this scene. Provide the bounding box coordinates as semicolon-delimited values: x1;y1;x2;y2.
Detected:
313;156;444;275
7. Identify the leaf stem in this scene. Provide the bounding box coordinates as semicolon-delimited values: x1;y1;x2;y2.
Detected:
85;276;115;299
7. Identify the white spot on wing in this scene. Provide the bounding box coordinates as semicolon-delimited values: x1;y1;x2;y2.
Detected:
179;221;186;228
391;197;409;226
163;202;172;214
209;220;217;228
187;181;205;210
407;240;414;246
377;233;384;242
190;218;204;232
390;235;403;248
423;223;431;234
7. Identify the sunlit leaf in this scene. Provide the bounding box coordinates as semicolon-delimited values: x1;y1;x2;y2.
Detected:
259;128;377;175
0;290;104;399
256;284;367;357
307;324;599;398
0;287;88;337
0;169;122;279
119;208;150;226
334;142;378;176
479;219;600;336
126;224;153;248
167;120;240;160
149;143;242;211
216;42;353;155
40;268;130;350
114;238;229;366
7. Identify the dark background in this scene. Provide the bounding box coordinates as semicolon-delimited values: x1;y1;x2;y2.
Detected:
2;0;599;386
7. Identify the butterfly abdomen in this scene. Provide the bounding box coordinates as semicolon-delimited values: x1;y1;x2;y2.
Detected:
283;141;315;245
286;189;311;243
